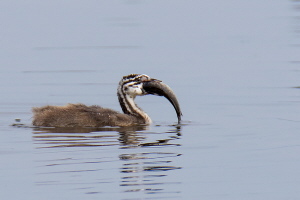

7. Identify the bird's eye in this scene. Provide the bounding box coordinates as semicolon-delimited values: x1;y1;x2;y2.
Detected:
139;76;149;82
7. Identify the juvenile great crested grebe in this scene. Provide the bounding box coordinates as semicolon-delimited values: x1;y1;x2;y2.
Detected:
32;74;182;127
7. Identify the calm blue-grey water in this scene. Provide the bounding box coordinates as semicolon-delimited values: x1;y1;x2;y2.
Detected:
1;1;300;199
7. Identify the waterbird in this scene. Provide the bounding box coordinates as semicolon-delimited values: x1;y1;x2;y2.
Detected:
32;74;182;127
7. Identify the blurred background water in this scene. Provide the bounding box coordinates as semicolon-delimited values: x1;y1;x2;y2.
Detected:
1;0;300;199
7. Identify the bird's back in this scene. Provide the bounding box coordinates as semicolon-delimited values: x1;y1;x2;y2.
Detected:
32;103;142;127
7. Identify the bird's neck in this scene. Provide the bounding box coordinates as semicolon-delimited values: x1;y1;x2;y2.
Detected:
117;92;152;124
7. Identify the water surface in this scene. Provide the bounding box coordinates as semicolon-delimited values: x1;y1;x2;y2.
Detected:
1;1;300;199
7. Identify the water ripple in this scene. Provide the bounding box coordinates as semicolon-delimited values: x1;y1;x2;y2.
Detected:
31;125;182;198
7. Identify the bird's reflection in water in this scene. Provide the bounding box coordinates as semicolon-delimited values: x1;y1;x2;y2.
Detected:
32;124;182;198
119;125;182;197
33;125;147;148
33;125;181;148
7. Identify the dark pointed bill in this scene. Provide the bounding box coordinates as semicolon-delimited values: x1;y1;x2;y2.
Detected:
142;79;182;123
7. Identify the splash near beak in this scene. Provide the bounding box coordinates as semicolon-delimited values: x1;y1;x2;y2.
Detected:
143;79;182;123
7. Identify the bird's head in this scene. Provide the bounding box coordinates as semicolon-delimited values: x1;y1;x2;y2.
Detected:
118;74;182;122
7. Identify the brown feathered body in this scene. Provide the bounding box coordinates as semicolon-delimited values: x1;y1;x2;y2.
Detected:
32;104;145;127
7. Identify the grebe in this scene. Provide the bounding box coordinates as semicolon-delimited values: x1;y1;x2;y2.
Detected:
32;74;182;127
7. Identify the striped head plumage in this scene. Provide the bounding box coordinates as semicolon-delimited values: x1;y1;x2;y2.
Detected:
117;74;182;124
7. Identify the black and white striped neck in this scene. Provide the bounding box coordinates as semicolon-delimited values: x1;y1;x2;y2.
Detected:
117;74;152;124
